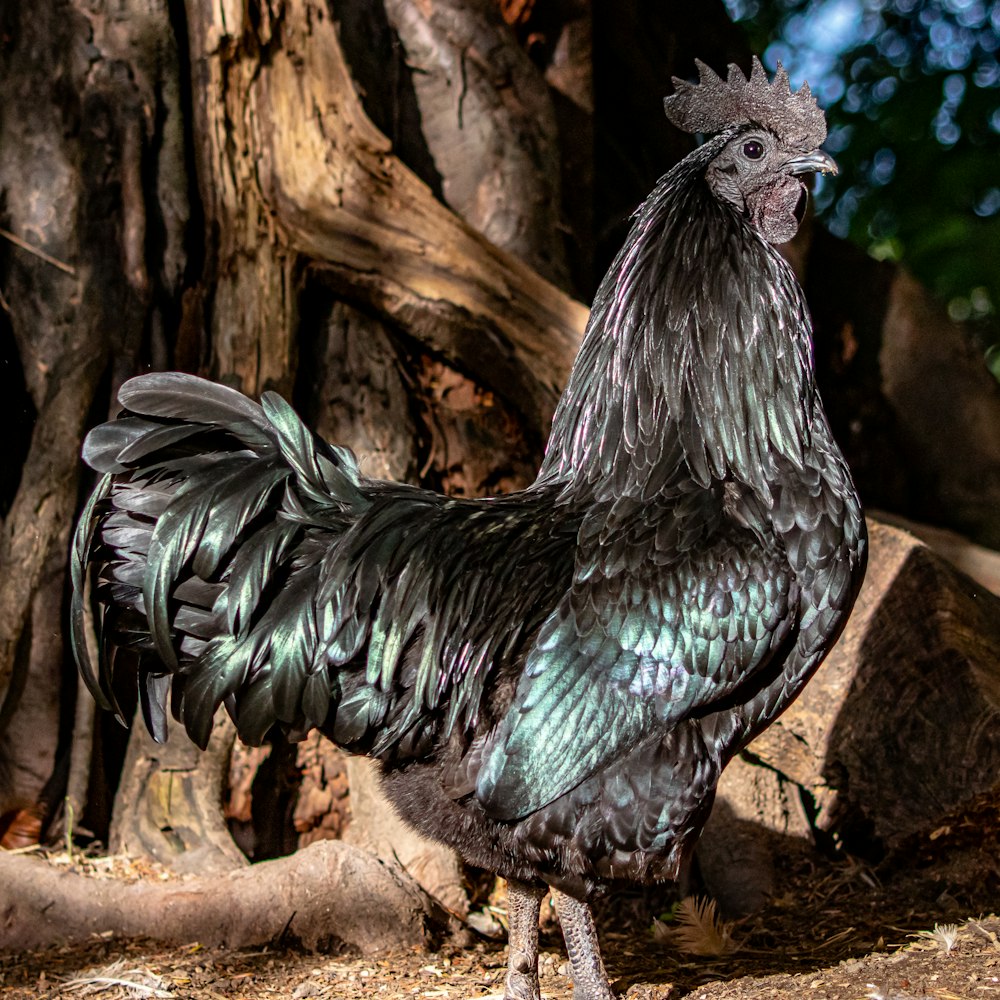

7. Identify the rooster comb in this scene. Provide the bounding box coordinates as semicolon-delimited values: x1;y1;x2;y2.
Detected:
663;57;826;148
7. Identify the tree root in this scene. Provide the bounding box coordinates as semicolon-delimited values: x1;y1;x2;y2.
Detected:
184;0;589;430
0;840;439;954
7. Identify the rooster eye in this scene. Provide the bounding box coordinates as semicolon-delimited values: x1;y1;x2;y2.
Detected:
742;140;764;160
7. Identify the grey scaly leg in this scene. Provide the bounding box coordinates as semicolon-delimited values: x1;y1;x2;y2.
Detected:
552;889;616;1000
503;879;547;1000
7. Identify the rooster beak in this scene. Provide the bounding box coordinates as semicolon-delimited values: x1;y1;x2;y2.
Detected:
787;149;838;177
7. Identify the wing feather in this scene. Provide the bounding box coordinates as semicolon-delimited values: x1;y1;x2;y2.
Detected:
477;495;798;820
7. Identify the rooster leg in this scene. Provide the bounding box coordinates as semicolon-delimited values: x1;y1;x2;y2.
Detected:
552;889;615;1000
503;879;547;1000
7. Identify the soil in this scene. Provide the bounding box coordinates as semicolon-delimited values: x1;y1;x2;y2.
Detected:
2;811;999;1000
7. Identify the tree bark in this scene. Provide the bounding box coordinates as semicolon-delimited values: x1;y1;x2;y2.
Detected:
0;0;162;823
111;712;247;874
184;0;585;421
0;553;65;843
382;0;570;287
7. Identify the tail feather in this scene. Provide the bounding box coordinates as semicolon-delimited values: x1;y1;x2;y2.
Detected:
143;459;288;669
367;561;428;692
141;672;171;743
118;372;274;449
260;392;364;508
232;668;281;747
224;520;299;638
112;485;174;517
73;371;568;763
266;565;323;724
70;474;115;712
180;634;260;749
188;461;289;579
74;372;371;746
101;520;153;556
117;423;206;465
84;418;205;472
302;667;334;730
173;603;222;640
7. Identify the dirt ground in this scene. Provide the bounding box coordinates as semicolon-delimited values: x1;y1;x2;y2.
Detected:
2;812;999;1000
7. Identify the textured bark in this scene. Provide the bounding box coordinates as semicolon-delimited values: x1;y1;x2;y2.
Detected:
700;518;1000;912
0;0;164;822
292;733;352;846
791;521;1000;843
0;555;65;838
297;299;420;484
383;0;569;287
873;510;1000;596
0;840;436;953
183;0;298;397
184;0;586;429
541;2;594;296
111;712;247;874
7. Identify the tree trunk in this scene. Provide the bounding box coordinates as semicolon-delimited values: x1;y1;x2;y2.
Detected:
0;0;162;830
381;0;570;287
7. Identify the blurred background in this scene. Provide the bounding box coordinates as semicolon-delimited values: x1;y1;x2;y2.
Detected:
729;0;1000;360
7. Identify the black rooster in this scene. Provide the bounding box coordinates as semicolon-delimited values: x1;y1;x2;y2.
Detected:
73;59;866;1000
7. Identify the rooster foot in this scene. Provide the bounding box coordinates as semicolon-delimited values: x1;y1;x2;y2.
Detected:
553;890;617;1000
502;879;547;1000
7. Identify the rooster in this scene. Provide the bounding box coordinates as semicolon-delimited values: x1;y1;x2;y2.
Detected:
73;59;866;1000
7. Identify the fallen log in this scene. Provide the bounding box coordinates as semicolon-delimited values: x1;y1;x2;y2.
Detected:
0;840;437;954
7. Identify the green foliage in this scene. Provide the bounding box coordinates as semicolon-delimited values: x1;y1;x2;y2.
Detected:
726;0;1000;332
986;342;1000;381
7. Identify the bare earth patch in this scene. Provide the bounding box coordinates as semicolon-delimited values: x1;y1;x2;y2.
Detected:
3;814;999;1000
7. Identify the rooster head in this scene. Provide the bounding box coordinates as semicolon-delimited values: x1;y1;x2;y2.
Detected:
663;57;836;245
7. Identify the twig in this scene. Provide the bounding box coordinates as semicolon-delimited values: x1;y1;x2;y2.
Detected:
3;842;43;855
64;797;75;861
0;226;76;275
968;919;1000;951
62;961;174;998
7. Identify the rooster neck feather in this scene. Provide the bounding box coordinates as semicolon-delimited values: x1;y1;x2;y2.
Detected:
539;138;815;502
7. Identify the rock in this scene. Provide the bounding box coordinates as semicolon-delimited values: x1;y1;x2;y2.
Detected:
700;518;1000;909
